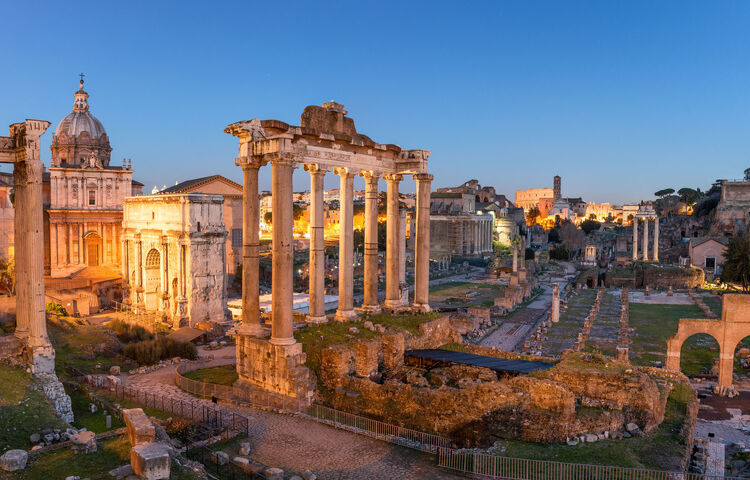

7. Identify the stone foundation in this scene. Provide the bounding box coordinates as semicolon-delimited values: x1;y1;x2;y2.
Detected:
236;335;315;402
0;335;23;365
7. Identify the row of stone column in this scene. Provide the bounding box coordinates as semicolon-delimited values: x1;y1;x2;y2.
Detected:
632;217;659;262
237;155;432;346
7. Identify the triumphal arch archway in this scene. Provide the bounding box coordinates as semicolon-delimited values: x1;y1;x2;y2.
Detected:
666;294;750;395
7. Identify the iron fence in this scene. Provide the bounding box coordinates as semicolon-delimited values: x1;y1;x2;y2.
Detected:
437;448;743;480
102;382;252;436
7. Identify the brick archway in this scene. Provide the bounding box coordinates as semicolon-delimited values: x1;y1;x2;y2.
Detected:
666;294;750;394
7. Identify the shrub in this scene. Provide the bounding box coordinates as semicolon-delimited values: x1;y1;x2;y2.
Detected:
123;336;197;365
107;319;153;343
45;302;68;317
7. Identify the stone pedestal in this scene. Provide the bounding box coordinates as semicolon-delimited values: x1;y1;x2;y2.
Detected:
123;408;156;446
131;443;170;480
236;336;315;402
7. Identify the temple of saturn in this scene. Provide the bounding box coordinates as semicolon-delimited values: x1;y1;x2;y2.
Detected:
632;202;659;262
0;120;73;421
225;102;432;400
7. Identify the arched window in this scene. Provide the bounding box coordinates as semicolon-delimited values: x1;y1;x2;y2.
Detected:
145;249;160;268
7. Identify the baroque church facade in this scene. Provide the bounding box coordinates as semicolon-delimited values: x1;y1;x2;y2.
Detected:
44;79;142;276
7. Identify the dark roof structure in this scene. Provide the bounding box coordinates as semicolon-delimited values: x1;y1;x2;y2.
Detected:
160;175;242;194
404;349;556;375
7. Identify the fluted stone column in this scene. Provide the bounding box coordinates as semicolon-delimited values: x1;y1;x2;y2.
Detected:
335;167;357;321
384;173;402;310
632;218;638;261
305;164;328;323
270;155;296;345
360;171;381;313
653;218;659;262
642;217;649;262
237;157;266;336
413;173;432;311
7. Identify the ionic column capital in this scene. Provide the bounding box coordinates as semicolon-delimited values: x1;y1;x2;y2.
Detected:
303;163;330;175
333;166;356;178
235;156;267;170
383;173;403;183
267;152;298;168
359;170;382;182
413;173;434;182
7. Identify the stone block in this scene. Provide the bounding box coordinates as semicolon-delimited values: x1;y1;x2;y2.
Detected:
381;333;405;371
71;431;97;454
320;344;354;388
264;467;284;480
239;441;251;456
130;443;170;480
123;408;155;446
354;339;380;377
211;451;229;465
0;449;28;472
110;365;121;375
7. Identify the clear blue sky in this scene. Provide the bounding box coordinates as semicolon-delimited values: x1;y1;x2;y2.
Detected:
3;1;750;204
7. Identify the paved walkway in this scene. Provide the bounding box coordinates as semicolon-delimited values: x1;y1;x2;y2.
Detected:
124;348;462;480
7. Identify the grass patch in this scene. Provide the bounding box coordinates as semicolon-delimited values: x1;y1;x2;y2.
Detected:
295;321;378;376
628;302;713;373
0;365;30;406
68;389;125;434
183;365;238;386
365;311;441;335
0;369;68;451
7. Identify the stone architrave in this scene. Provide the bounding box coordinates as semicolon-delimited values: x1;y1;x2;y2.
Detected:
334;167;357;321
384;173;403;310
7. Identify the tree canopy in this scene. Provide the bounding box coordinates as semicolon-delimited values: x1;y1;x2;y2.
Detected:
721;235;750;291
654;188;675;198
580;219;601;235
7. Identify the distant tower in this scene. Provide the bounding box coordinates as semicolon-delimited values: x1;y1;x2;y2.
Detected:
553;175;561;201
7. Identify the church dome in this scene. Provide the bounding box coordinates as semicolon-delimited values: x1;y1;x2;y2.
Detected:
51;78;112;167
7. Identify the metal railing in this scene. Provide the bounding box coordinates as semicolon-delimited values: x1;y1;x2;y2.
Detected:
85;378;252;436
437;448;743;480
112;301;172;332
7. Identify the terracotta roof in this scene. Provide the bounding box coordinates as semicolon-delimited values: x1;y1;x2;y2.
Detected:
160;175;241;194
690;237;730;248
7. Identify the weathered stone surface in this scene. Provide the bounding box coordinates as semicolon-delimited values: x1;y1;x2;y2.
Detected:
354;339;379;378
0;449;28;472
238;441;251;456
211;451;229;465
109;366;121;375
130;443;170;480
381;333;404;372
123;408;155;446
71;431;97;454
320;344;354;388
108;464;134;479
264;467;284;480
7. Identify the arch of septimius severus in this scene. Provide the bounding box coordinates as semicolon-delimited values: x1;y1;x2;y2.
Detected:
226;102;432;400
0;120;73;421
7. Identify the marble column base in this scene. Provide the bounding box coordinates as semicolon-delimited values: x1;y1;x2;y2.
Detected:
334;309;359;322
356;304;382;315
305;314;328;324
411;303;432;313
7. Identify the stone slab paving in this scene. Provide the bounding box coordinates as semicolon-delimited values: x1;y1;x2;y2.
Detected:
628;291;693;305
585;290;621;357
706;441;726;476
126;350;462;480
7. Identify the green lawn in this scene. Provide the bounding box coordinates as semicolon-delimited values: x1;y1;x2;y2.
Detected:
183;365;239;386
628;302;718;374
0;366;68;451
68;389;125;434
0;365;30;407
